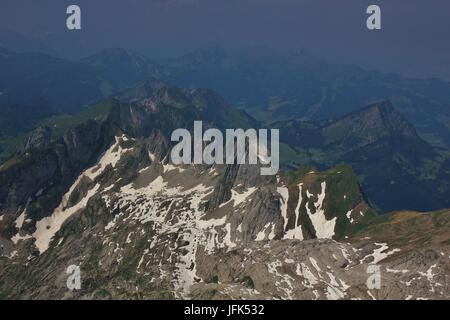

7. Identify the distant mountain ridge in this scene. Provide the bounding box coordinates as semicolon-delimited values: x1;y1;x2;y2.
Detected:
276;101;450;212
81;48;162;92
160;47;450;149
0;47;162;160
0;30;54;55
2;45;450;149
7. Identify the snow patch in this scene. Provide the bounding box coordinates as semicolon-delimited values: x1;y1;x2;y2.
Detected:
33;183;100;254
362;243;401;264
230;187;257;207
15;208;27;229
306;182;336;239
283;184;304;240
277;185;289;230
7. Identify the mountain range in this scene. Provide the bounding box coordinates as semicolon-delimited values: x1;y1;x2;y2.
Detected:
0;43;449;300
0;81;448;299
2;45;450;147
161;46;450;150
2;76;448;212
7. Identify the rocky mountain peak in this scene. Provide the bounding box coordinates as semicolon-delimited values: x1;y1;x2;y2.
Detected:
357;101;417;137
323;101;424;149
19;125;51;153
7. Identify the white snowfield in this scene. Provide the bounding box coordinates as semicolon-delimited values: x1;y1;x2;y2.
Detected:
306;182;336;239
101;164;218;297
277;181;337;240
219;186;257;208
277;185;289;231
361;242;401;264
283;183;304;240
32;135;131;254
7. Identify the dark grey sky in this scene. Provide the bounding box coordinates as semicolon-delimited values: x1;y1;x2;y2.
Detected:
1;0;449;80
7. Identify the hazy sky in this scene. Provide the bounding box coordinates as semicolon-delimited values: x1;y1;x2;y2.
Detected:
1;0;449;80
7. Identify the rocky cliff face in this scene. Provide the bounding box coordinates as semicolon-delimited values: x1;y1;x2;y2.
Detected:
0;85;448;300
